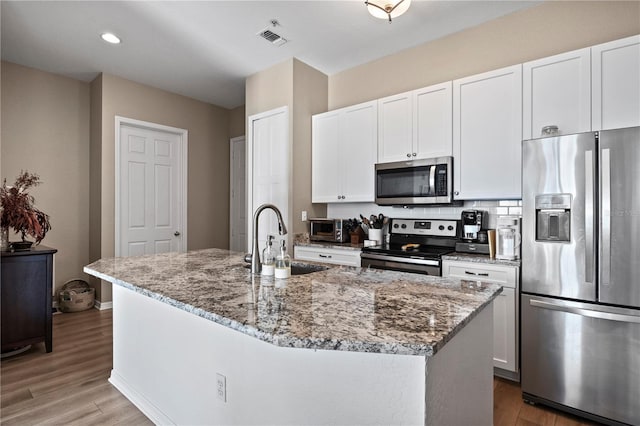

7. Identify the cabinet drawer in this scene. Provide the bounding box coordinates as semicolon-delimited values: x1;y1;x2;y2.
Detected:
294;246;361;267
443;261;517;288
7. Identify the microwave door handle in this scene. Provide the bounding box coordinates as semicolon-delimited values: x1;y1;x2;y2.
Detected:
584;150;594;284
429;166;436;196
601;148;611;286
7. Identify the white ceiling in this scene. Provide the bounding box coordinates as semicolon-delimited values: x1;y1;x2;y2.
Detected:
1;1;540;109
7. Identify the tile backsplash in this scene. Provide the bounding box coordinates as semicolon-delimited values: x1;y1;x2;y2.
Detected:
326;200;522;230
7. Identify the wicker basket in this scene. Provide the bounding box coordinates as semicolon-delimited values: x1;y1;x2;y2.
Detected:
58;279;95;313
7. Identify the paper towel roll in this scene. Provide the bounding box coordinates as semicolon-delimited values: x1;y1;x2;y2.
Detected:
488;230;496;259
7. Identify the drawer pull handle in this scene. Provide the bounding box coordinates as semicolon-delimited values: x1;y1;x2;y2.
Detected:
319;254;332;259
464;271;489;277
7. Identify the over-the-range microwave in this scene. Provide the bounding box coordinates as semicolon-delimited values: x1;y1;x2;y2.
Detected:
375;156;459;206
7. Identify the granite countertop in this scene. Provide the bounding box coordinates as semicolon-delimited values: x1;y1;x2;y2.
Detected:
442;252;521;267
295;241;363;251
84;248;501;357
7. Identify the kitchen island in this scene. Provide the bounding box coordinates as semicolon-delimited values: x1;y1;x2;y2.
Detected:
84;248;501;425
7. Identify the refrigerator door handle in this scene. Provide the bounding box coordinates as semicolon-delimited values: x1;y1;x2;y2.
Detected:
584;150;594;284
601;148;611;286
530;299;640;324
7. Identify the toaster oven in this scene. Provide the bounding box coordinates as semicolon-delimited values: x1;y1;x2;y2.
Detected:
309;219;349;243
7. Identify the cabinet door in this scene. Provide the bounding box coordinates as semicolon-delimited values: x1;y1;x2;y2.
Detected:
312;111;341;202
414;81;453;158
341;101;377;202
523;48;591;139
377;92;413;163
493;287;517;372
592;35;640;131
441;260;519;373
453;65;522;200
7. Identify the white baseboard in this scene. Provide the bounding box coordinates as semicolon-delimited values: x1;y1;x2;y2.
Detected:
109;370;172;425
94;300;113;310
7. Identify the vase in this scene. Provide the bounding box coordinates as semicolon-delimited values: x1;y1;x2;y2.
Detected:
0;227;9;251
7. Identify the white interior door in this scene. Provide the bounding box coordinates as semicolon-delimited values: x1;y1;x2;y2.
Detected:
230;136;247;253
117;118;187;257
247;107;289;253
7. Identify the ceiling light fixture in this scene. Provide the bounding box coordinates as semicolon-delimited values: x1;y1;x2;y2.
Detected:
100;32;121;44
365;0;411;23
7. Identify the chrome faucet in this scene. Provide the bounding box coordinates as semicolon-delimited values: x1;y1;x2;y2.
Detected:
251;204;288;274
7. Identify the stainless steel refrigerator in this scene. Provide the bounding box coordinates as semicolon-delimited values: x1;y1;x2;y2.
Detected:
521;126;640;426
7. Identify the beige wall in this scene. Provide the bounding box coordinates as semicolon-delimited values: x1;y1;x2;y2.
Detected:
1;61;91;294
91;73;231;302
245;58;328;235
246;59;294;119
291;59;329;234
329;1;640;109
229;105;246;138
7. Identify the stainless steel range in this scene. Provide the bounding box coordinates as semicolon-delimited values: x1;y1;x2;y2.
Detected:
361;218;458;276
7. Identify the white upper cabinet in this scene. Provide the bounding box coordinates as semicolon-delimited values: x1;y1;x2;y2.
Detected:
377;91;413;163
414;82;453;159
311;110;341;203
592;35;640;131
312;100;377;203
523;48;591;139
453;65;523;200
378;82;452;163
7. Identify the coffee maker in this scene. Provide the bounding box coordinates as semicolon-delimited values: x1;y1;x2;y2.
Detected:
456;210;490;254
461;210;487;242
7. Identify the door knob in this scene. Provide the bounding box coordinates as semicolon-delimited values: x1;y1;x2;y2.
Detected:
174;231;181;236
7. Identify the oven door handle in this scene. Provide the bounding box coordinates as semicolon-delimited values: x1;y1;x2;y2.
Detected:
361;253;439;266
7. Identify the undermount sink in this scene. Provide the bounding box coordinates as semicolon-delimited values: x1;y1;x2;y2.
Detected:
243;262;328;275
290;263;329;275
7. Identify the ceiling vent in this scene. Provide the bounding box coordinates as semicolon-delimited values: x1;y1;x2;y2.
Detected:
257;20;288;47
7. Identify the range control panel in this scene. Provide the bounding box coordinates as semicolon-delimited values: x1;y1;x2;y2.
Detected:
390;219;458;237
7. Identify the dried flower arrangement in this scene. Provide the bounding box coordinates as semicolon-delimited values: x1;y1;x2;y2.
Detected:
0;171;52;245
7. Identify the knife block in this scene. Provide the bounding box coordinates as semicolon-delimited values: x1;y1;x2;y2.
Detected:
350;226;365;244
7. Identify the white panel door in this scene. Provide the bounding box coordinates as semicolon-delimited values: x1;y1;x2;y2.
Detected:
592;35;640;131
453;65;522;200
414;81;453;158
523;48;591;139
247;107;289;252
378;91;413;163
230;136;247;253
119;123;185;257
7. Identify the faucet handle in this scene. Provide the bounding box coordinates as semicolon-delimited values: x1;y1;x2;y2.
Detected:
243;253;253;263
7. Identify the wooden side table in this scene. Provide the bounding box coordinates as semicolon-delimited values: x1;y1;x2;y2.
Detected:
1;245;57;353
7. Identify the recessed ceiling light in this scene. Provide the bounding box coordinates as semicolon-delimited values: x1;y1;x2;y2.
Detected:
101;33;121;44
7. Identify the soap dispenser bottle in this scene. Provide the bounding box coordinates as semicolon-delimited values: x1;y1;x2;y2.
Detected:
274;239;291;279
261;235;276;276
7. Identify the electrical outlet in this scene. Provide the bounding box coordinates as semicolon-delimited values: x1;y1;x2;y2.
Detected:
216;373;227;402
301;210;308;221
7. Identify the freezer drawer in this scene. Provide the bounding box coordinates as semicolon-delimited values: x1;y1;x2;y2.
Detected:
521;294;640;425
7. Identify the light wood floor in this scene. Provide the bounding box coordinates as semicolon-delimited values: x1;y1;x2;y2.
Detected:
2;308;600;425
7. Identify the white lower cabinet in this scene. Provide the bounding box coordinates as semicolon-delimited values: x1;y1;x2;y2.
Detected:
294;246;361;267
442;260;519;378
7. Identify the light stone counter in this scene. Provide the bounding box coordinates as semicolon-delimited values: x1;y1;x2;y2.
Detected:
84;248;500;425
294;241;364;251
85;248;501;357
443;252;521;267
